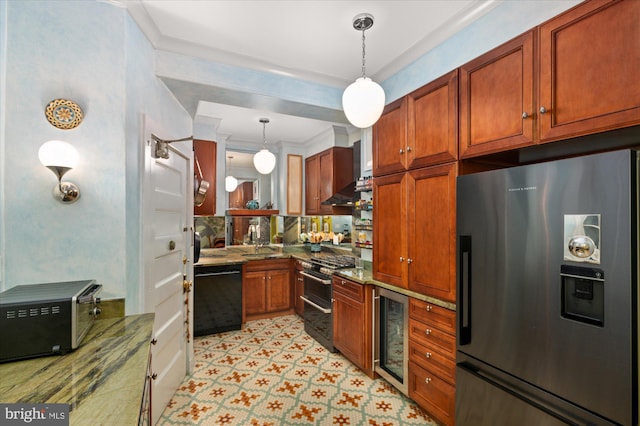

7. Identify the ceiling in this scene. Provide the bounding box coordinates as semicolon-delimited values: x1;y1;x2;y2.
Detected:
124;0;502;153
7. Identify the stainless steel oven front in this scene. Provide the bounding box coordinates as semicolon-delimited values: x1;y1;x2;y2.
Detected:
300;270;336;352
374;286;409;395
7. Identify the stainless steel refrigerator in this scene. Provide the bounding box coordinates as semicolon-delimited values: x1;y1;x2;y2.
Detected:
456;149;638;426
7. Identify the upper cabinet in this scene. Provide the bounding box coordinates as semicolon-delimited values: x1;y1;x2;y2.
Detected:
372;98;407;176
538;0;640;142
459;30;536;158
460;0;640;159
305;147;353;216
373;70;458;177
194;139;216;216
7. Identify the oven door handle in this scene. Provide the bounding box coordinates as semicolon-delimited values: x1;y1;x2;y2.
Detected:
300;271;332;285
300;296;332;314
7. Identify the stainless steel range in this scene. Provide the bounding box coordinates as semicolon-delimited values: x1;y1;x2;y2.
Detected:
299;255;355;352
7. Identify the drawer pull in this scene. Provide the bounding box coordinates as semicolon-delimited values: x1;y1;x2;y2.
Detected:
425;352;432;359
426;305;432;312
425;377;432;384
425;329;432;335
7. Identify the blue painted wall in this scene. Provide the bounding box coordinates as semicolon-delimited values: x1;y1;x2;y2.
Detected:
0;1;191;313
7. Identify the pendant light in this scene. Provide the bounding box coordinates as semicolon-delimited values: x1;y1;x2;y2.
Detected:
225;155;238;192
253;118;276;174
342;13;386;129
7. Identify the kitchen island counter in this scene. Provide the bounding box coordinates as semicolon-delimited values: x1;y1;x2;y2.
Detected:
0;313;154;425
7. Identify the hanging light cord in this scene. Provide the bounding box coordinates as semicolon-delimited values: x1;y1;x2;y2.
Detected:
262;122;267;147
361;29;367;78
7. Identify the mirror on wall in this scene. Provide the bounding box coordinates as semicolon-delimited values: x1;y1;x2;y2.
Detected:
226;150;274;209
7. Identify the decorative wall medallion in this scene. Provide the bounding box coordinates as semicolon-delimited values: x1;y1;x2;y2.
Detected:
45;99;83;129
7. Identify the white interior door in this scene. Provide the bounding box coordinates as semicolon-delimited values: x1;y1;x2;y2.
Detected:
142;116;193;425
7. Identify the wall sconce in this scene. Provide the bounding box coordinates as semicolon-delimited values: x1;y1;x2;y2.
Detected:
342;13;386;129
253;118;276;175
38;140;80;203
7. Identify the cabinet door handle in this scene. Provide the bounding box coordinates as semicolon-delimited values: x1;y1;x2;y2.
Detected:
425;352;432;359
341;280;346;285
426;305;432;312
150;338;157;345
407;258;413;264
522;112;530;119
400;257;405;262
425;377;432;384
151;373;158;380
425;328;432;335
406;146;412;152
540;106;547;114
399;148;404;154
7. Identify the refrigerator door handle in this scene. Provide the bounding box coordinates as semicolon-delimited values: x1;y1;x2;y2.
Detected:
459;235;472;345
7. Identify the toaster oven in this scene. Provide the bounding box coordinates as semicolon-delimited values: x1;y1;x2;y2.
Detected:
0;280;102;363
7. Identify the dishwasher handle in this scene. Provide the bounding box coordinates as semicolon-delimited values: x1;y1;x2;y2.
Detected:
195;270;241;278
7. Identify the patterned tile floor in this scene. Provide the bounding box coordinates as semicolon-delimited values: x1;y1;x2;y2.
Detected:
159;315;437;425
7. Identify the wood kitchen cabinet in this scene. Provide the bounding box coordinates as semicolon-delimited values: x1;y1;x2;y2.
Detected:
538;0;640;143
459;30;536;158
459;0;640;159
373;70;458;177
305;147;353;215
373;162;457;302
408;298;456;426
193;139;217;216
332;276;374;378
243;259;292;321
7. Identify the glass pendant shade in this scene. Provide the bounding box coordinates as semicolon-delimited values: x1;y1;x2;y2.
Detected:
342;77;386;129
225;175;238;192
253;149;276;175
38;140;79;168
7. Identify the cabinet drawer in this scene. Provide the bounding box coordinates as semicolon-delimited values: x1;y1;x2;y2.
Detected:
409;360;455;426
244;258;291;272
332;277;364;302
409;298;455;332
409;338;455;384
409;318;455;359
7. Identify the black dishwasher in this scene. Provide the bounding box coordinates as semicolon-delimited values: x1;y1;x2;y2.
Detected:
194;264;242;336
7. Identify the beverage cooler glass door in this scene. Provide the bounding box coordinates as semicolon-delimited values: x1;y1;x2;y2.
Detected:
374;287;408;395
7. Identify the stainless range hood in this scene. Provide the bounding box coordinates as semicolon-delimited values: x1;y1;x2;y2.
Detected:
321;181;357;206
320;140;361;207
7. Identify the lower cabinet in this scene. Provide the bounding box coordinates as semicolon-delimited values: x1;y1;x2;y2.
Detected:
408;297;456;426
332;276;374;378
243;259;292;321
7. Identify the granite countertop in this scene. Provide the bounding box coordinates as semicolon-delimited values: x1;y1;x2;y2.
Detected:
196;247;456;311
0;313;154;425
